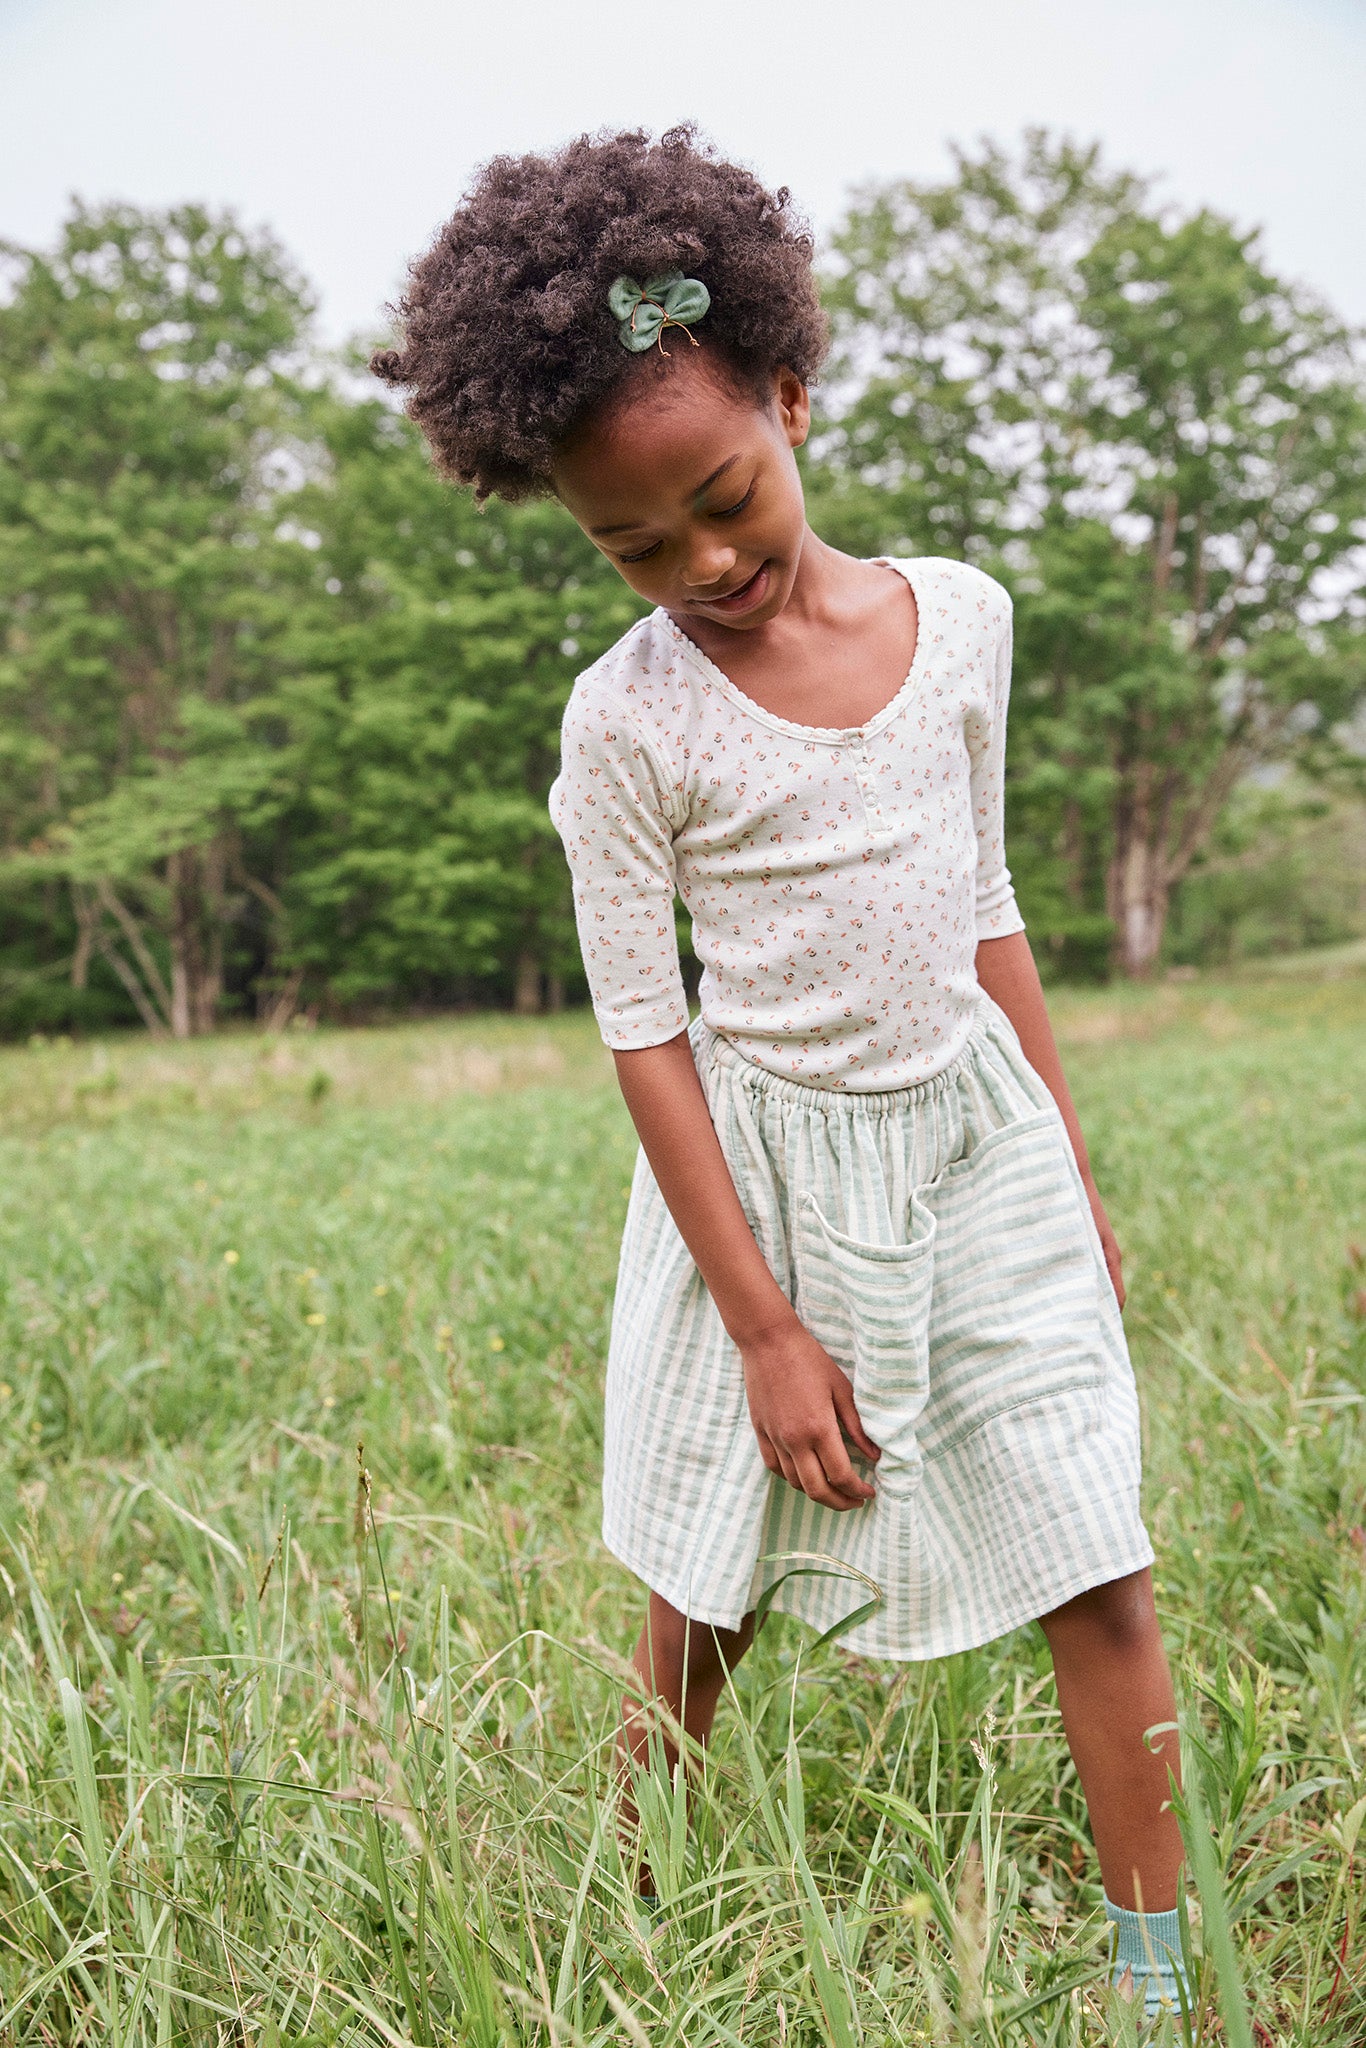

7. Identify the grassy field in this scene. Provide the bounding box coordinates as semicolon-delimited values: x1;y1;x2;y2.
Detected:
0;971;1363;2046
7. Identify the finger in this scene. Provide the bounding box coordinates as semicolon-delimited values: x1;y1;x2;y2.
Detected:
794;1441;872;1523
790;1446;858;1510
753;1428;782;1477
1104;1236;1126;1309
814;1423;876;1503
830;1374;882;1464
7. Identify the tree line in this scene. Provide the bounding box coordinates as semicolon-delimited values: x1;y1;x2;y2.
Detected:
2;133;1363;1037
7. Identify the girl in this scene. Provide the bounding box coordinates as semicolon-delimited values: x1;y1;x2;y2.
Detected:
374;126;1188;2019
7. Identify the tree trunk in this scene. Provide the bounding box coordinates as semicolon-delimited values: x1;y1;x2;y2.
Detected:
70;886;97;990
193;923;223;1035
167;844;224;1037
513;949;542;1016
192;838;227;1034
260;966;304;1032
1062;793;1086;906
1107;827;1170;977
168;848;194;1039
92;879;173;1033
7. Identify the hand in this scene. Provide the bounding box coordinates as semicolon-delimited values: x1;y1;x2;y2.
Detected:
740;1317;881;1510
1084;1172;1126;1309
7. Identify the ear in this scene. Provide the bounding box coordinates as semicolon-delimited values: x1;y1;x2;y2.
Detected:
774;367;811;451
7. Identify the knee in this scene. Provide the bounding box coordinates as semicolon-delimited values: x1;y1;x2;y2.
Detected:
1042;1569;1160;1661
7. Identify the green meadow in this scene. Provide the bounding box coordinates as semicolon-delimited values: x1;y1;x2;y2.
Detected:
1;969;1363;2045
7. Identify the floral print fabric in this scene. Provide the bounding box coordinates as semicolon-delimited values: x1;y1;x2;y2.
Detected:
548;557;1026;1091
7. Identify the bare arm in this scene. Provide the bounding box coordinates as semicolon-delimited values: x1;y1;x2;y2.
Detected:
611;931;1122;1511
612;1033;881;1509
974;929;1125;1306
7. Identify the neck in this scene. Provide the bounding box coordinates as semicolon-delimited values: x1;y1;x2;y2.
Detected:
779;527;848;625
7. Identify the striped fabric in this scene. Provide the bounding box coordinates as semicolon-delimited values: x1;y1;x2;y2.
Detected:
602;996;1152;1659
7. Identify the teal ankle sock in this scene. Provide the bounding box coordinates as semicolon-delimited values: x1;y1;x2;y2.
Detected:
1104;1896;1188;2015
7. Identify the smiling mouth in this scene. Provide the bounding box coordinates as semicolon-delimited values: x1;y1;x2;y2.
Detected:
694;562;770;614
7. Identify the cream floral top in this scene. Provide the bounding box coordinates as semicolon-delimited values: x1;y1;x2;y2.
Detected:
548;557;1025;1090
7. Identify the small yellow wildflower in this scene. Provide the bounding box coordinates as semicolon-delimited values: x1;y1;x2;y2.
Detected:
305;1311;326;1326
373;1283;389;1297
322;1394;337;1409
223;1249;240;1265
437;1324;453;1341
488;1333;505;1352
0;1384;12;1402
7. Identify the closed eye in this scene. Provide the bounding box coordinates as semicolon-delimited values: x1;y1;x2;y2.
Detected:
714;483;755;518
615;482;754;564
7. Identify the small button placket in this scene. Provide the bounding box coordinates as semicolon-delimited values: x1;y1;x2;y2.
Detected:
850;733;893;842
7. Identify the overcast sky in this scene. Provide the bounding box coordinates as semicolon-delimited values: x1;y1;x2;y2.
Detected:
2;0;1363;344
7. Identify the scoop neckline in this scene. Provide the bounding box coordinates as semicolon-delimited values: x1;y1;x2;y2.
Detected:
656;556;929;746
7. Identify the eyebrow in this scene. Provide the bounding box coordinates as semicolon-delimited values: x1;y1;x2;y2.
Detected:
589;454;742;537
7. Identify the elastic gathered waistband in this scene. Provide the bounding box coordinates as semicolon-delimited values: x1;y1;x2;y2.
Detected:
695;1003;996;1115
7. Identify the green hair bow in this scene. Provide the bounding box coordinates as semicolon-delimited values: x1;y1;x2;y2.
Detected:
608;272;711;354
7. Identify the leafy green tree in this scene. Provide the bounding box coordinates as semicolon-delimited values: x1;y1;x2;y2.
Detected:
0;201;639;1036
6;166;1362;1037
0;201;313;1033
816;134;1366;973
258;381;642;1017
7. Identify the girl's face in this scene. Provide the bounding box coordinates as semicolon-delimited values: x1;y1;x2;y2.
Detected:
551;355;811;632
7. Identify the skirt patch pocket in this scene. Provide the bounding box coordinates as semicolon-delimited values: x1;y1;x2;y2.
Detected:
794;1193;936;1498
918;1106;1105;1457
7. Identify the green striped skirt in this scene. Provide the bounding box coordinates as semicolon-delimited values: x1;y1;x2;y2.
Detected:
602;999;1153;1659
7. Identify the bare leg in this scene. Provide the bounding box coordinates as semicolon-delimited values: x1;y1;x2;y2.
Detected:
1039;1567;1184;1910
618;1591;758;1893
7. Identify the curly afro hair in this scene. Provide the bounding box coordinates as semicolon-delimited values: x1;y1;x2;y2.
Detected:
370;125;828;503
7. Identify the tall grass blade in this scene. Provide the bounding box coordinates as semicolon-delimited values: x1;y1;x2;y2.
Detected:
59;1675;110;1898
367;1805;429;2044
1178;1750;1253;2048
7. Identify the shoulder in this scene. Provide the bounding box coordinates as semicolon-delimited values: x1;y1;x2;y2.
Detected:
556;612;685;814
892;555;1011;633
560;610;680;743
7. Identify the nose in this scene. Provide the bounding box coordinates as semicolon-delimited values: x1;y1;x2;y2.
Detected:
680;540;739;592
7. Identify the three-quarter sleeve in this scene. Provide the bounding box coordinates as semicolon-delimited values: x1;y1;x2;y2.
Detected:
549;685;690;1050
967;595;1027;939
